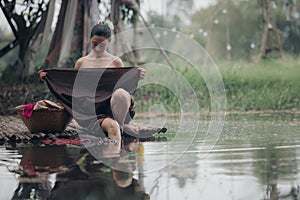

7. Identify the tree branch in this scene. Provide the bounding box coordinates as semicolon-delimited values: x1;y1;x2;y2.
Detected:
137;11;176;69
0;0;18;37
0;39;19;58
120;0;176;68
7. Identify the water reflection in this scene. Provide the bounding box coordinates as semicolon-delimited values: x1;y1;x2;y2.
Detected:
203;118;300;200
6;137;148;200
253;136;299;199
1;115;300;200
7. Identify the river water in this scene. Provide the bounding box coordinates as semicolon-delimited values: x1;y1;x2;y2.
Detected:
0;113;300;200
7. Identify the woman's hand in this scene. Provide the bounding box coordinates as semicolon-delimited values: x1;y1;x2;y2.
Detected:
137;67;146;80
38;70;47;80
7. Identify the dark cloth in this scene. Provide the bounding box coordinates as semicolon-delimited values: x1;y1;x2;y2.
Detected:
44;68;139;132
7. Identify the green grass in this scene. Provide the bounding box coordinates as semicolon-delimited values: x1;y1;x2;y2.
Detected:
134;57;300;112
220;58;300;111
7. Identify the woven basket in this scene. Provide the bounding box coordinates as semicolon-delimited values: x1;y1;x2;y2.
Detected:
15;105;72;133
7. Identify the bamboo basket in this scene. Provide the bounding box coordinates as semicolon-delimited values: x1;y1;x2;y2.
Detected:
15;105;72;133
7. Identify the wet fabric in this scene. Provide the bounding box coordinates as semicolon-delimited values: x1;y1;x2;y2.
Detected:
22;103;36;118
21;100;64;118
44;68;139;132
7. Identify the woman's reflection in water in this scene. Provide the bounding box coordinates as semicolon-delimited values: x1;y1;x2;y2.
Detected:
48;137;149;200
11;145;72;200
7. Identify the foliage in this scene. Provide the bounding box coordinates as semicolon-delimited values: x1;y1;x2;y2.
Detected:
98;0;141;27
121;0;141;24
0;80;52;115
133;57;300;113
187;0;300;60
220;57;300;111
143;11;175;29
166;0;194;26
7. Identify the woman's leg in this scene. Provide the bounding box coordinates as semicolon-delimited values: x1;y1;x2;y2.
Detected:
110;88;131;127
110;88;138;135
100;118;121;156
100;117;121;140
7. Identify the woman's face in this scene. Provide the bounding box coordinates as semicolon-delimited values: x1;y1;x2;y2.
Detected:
90;35;109;55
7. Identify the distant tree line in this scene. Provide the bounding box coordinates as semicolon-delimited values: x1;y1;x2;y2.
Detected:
186;0;300;61
1;0;300;83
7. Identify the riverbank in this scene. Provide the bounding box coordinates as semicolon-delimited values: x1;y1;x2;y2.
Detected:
220;58;300;111
0;59;299;115
134;58;300;112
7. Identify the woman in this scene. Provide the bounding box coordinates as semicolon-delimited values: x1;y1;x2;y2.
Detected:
39;21;146;141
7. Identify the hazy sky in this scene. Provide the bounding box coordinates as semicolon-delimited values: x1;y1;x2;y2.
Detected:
0;0;214;33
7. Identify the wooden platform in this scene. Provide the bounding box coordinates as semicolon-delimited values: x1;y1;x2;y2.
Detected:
0;115;167;145
0;115;80;145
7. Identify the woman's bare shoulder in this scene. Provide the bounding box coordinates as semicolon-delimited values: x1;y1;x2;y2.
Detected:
103;52;122;66
101;52;123;67
112;57;124;67
74;57;87;69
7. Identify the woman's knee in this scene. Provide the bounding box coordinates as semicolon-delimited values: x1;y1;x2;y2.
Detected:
111;88;130;103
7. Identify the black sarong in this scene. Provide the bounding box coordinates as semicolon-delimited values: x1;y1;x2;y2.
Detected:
44;68;139;132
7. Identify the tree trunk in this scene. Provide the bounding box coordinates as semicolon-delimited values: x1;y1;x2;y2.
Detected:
258;0;285;60
44;0;68;67
111;0;138;66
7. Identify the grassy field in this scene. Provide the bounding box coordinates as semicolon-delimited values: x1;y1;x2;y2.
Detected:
220;58;300;111
134;57;300;113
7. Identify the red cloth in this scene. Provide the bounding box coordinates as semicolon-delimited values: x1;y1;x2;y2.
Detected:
22;103;37;118
41;139;83;146
55;139;83;145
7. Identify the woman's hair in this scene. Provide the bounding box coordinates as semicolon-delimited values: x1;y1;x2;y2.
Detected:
90;24;111;39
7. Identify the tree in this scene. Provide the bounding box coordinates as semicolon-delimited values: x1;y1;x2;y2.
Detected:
258;0;285;60
188;0;296;61
0;0;51;82
189;0;262;61
166;0;194;26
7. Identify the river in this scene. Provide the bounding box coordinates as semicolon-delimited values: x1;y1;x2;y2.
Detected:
0;113;299;200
